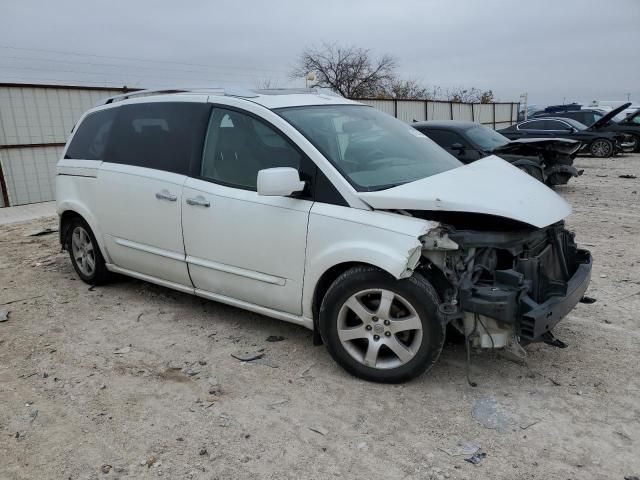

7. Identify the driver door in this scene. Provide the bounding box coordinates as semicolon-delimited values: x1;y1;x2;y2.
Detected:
181;107;313;314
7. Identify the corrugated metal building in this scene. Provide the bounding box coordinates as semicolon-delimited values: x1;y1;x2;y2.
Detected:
0;83;129;207
0;83;518;207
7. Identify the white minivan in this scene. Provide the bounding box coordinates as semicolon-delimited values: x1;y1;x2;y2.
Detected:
56;88;592;383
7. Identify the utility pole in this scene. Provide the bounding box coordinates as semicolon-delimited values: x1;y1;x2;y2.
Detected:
520;93;528;120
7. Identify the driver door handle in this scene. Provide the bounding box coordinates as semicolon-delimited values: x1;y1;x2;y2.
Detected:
186;196;210;207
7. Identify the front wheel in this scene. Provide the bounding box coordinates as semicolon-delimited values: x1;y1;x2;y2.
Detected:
589;139;613;158
319;266;445;383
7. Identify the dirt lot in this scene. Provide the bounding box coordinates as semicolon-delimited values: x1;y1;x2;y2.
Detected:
1;154;639;480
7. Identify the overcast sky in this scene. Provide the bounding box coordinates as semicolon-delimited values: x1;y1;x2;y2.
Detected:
1;0;638;105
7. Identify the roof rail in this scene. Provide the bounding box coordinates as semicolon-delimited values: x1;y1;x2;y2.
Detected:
98;86;342;106
100;88;220;105
253;87;341;97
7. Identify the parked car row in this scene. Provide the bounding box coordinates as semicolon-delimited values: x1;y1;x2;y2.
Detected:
508;102;638;157
529;102;640;152
56;89;592;383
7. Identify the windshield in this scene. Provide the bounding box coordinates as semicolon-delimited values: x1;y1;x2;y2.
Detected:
465;125;510;150
276;105;462;191
616;109;640;123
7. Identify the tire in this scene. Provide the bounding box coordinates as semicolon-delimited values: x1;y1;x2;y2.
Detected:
517;164;544;183
66;217;110;285
545;172;572;187
629;134;640;153
319;266;445;383
589;139;613;158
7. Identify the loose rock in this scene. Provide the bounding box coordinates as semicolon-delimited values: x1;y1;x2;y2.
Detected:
465;452;487;465
266;335;285;342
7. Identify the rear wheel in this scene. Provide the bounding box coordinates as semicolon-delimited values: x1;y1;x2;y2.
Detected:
66;217;110;285
628;134;640;153
319;266;445;383
589;139;613;158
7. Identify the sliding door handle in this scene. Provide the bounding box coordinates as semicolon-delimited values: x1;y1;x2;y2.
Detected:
186;196;210;207
155;190;177;202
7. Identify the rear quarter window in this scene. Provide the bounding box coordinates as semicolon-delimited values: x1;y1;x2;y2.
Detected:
65;108;116;160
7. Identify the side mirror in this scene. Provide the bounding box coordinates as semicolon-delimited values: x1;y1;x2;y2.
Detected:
451;142;465;151
257;167;305;197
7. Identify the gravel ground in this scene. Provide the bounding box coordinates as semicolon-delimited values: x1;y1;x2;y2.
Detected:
1;154;639;480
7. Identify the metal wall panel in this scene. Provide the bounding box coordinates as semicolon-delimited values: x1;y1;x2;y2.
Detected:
355;99;395;116
397;101;426;122
452;103;473;121
495;104;513;126
0;86;122;145
0;84;126;206
0;146;64;205
428;102;453;120
476;104;494;125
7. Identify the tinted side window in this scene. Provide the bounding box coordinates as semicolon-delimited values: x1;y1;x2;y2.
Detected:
200;108;302;190
546;120;571;130
519;120;546;130
65;108;116;160
419;129;469;148
106;102;211;174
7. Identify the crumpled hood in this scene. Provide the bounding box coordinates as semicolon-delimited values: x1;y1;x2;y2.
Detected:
359;155;572;228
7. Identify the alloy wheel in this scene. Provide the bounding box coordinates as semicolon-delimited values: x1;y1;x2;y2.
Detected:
337;289;423;369
71;226;96;277
591;140;612;157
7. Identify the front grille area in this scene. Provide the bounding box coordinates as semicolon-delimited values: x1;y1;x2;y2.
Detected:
454;223;591;341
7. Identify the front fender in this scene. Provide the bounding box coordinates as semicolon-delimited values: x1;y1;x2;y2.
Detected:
302;204;432;319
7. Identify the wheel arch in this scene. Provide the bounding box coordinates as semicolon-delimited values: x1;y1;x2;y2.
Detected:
57;203;110;263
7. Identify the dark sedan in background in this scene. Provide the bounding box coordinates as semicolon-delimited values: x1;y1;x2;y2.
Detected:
413;120;581;186
498;113;633;158
532;102;640;152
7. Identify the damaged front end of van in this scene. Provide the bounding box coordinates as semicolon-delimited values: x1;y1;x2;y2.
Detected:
419;222;591;356
360;156;593;357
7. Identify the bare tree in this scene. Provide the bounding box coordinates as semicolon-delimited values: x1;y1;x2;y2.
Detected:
379;79;441;100
291;43;397;98
445;86;495;103
479;89;495;103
